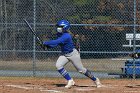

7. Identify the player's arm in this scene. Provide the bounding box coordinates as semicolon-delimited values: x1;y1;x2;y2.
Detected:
37;42;53;50
43;34;68;47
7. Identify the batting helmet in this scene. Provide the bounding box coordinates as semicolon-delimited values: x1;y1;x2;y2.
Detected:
56;20;70;31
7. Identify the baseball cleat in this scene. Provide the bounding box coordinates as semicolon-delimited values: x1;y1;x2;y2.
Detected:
94;78;102;88
65;79;75;88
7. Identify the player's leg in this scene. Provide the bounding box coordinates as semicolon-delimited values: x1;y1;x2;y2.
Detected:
68;51;97;81
67;49;102;87
84;69;102;88
56;56;75;88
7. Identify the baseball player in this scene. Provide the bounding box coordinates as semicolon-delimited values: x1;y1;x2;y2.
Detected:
42;20;102;88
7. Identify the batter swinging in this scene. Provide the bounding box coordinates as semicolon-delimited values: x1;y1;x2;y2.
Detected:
42;20;102;88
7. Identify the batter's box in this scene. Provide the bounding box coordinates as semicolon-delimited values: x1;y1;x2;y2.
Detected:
5;84;63;93
126;84;140;88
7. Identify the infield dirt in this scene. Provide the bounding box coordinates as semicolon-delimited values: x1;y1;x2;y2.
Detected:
0;77;140;93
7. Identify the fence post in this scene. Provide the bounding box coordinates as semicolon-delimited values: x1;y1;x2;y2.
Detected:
133;0;136;79
33;0;36;77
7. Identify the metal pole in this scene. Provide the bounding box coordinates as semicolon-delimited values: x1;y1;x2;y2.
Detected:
133;0;136;79
33;0;36;77
0;0;2;50
4;0;7;50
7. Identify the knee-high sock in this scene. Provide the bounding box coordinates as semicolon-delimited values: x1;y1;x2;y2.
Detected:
84;70;96;81
58;68;71;80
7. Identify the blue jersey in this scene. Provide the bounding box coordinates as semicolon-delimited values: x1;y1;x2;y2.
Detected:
43;32;75;54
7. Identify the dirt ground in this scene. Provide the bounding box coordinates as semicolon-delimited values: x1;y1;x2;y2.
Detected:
0;77;140;93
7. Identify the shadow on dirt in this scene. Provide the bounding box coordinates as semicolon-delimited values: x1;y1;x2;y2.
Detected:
53;84;93;88
53;84;66;87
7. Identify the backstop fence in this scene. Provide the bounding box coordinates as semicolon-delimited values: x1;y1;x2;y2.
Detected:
0;0;139;78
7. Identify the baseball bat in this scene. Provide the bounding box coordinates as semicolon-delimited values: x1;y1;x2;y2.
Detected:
24;19;42;45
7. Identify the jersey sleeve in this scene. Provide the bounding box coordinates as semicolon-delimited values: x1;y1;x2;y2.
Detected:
43;34;69;47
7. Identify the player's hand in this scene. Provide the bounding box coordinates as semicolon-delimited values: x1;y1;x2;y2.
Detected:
40;43;52;50
36;41;46;50
40;43;46;50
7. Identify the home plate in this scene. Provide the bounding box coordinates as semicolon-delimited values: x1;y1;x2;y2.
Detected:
40;89;62;93
101;84;118;88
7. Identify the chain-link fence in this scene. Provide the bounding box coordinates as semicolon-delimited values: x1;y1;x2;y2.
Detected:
0;0;139;78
